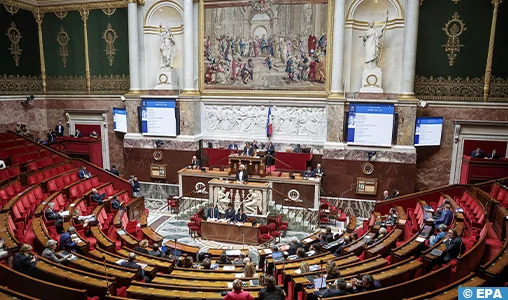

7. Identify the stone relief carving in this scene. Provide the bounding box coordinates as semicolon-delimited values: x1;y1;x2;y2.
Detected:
204;105;326;137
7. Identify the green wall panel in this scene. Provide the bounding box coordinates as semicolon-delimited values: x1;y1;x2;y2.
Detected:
87;8;129;76
492;4;508;78
0;7;41;76
42;11;85;76
416;0;492;78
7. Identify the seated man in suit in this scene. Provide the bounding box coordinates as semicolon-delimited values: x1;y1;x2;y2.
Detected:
190;155;201;169
78;166;92;179
236;164;248;182
90;188;107;204
314;279;350;298
313;163;325;177
243;142;254;156
383;190;390;200
234;208;247;223
109;165;120;176
119;252;152;282
293;144;302;153
74;128;83;138
89;131;99;138
486;148;500;159
432;204;453;227
303;166;315;178
55;121;65;137
46;130;56;143
426;228;465;271
59;226;81;253
319;227;334;244
225;204;236;221
42;239;71;264
207;202;219;219
111;196;125;210
471;147;484;158
287;237;303;256
351;274;381;293
384;207;398;226
45;202;64;233
433;199;450;219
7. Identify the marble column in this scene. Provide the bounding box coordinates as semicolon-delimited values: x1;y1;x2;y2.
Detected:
396;105;417;145
330;0;345;97
326;103;345;142
399;0;420;98
128;0;141;92
193;1;199;90
183;0;195;93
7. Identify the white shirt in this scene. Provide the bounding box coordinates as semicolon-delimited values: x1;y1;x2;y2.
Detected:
238;171;244;182
0;160;5;170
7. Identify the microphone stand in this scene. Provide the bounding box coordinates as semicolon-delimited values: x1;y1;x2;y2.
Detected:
102;256;110;295
242;232;245;250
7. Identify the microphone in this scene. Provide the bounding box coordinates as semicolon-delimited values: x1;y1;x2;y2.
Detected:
102;256;109;295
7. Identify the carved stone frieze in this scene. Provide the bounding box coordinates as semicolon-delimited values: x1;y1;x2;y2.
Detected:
203;105;326;139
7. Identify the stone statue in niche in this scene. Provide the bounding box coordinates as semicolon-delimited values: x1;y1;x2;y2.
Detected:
160;26;175;70
154;26;178;89
359;13;388;93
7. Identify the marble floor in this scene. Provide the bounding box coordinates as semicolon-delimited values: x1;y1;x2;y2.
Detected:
146;203;355;264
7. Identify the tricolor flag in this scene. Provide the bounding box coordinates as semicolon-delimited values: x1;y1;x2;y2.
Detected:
266;106;273;137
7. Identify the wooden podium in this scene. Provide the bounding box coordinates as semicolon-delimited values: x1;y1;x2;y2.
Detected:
228;155;266;177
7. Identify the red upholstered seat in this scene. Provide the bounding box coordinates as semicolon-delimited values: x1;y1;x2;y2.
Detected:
269;223;281;242
258;225;272;244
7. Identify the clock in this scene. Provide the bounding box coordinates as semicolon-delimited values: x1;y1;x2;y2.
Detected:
362;162;374;175
153;150;163;161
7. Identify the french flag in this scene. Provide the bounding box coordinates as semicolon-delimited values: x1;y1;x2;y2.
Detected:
266;106;273;137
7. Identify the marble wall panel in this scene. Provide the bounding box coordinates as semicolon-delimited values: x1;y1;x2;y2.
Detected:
0;98;48;139
416;106;508;191
396;105;417;145
327;104;345;143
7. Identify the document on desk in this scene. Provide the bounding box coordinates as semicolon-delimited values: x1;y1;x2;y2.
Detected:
263;249;272;254
223;266;235;271
59;211;70;217
415;237;426;243
303;238;314;243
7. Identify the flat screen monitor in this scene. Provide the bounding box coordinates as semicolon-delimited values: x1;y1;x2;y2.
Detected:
347;103;394;147
414;117;443;146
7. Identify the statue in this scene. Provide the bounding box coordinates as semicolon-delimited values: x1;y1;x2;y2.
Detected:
358;12;388;93
243;189;262;215
360;14;388;69
217;187;230;213
160;26;175;70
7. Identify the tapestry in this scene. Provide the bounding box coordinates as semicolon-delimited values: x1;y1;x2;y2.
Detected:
203;0;329;91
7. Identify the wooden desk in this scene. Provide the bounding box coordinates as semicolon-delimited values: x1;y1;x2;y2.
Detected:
229;155;266;177
87;248;156;277
365;228;403;258
126;283;258;300
201;220;260;245
407;272;486;300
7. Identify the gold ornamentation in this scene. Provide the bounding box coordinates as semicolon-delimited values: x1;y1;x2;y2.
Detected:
0;74;42;95
159;73;168;84
57;26;70;67
102;23;118;66
450;0;461;3
415;75;483;100
442;12;467;66
490;77;508;99
6;22;22;67
3;4;18;14
90;75;130;94
34;9;46;95
46;75;87;94
364;74;379;87
80;8;91;94
153;150;163;161
54;10;67;19
102;7;116;16
362;162;375;175
483;0;502;102
0;0;129;13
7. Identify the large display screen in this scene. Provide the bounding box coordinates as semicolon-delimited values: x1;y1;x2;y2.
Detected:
113;108;127;133
141;99;177;137
347;103;394;147
414;117;443;146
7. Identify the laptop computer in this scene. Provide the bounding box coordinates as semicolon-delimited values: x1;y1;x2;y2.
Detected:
272;251;284;262
313;277;327;290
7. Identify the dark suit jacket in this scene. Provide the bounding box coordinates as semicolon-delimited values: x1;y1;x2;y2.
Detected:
259;287;285;300
119;260;146;279
225;208;236;221
91;192;105;204
234;212;247;223
109;169;120;176
55;125;65;136
313;168;325;176
434;209;453;226
45;208;61;221
132;181;141;193
442;237;465;263
59;232;77;251
191;159;201;168
471;150;484;158
266;144;275;154
207;207;219;219
74;131;82;138
487;152;500;159
287;242;302;255
111;199;124;210
13;253;37;276
78;169;91;179
243;147;254;156
314;289;349;298
236;170;248;182
304;170;315;178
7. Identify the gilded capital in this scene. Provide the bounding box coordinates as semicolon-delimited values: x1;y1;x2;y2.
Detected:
33;9;44;25
492;0;502;6
79;8;89;21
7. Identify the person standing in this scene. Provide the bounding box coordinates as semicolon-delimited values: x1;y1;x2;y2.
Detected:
236;164;248;182
55;121;65;137
132;176;141;197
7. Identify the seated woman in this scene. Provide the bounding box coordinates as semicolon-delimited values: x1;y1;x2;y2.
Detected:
217;251;232;264
325;261;340;280
241;262;258;278
429;224;447;247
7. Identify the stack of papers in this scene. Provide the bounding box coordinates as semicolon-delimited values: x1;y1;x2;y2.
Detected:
223;266;235;271
263;249;272;254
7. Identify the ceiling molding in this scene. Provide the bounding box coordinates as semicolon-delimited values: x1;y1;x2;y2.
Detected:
0;0;129;12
